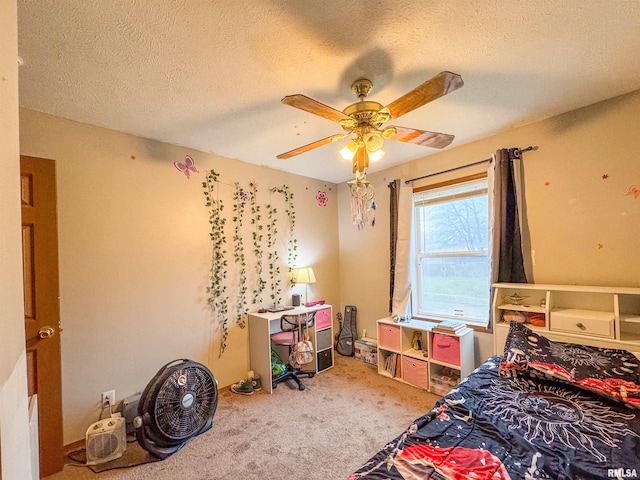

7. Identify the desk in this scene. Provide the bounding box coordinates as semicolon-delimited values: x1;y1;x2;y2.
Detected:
248;305;333;394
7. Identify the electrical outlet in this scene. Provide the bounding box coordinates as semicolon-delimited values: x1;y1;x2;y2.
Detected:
102;390;115;408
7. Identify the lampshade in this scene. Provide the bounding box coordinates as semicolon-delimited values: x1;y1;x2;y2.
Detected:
292;267;316;284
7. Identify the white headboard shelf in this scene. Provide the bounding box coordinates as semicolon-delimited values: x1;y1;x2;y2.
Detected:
492;283;640;359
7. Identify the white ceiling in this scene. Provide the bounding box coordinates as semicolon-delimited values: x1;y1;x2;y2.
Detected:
17;0;640;183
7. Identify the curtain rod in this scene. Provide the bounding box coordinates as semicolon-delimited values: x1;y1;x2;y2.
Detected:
404;146;538;184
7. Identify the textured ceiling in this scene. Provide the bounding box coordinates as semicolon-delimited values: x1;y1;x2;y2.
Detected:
17;0;640;183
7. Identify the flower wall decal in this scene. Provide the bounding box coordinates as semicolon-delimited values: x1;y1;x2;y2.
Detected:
316;190;328;207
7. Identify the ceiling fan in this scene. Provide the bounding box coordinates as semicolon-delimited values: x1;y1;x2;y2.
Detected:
277;71;464;176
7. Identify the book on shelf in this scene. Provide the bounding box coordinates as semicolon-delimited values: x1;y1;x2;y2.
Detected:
433;320;466;334
384;353;401;378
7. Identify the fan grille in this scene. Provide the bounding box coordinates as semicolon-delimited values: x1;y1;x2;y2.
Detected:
154;365;217;440
87;433;120;459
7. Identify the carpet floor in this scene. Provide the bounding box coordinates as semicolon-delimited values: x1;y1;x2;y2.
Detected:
44;354;440;480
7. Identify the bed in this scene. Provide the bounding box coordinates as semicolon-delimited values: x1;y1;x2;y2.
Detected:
349;322;640;480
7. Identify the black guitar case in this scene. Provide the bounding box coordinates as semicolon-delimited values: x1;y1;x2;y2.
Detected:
336;305;357;356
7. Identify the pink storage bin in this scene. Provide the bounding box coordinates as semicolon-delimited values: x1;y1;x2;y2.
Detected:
431;333;461;366
401;356;429;389
378;324;401;351
315;308;332;330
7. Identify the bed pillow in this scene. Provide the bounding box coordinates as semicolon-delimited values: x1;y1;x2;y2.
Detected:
500;321;640;409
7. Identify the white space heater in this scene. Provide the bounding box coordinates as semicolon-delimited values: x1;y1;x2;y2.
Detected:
85;417;126;465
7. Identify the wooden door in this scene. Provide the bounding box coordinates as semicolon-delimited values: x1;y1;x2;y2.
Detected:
20;155;64;477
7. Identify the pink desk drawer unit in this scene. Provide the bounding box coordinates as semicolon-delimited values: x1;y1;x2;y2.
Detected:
431;333;461;366
402;356;429;389
315;307;332;330
378;323;401;351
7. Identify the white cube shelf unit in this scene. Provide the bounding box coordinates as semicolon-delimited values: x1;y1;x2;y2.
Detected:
492;283;640;356
377;317;474;396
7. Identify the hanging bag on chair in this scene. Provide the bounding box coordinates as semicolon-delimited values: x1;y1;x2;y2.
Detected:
290;313;314;367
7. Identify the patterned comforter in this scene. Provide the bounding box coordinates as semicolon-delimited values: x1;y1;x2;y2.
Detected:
349;356;640;480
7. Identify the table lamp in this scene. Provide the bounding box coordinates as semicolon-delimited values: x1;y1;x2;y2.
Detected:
292;267;316;305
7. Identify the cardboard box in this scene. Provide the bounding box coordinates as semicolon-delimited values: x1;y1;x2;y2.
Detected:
354;338;378;366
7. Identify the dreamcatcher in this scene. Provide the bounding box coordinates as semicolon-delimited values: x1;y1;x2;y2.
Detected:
348;171;375;230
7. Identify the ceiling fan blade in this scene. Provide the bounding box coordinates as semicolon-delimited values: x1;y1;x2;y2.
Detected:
277;133;348;159
388;126;454;149
384;71;463;120
282;94;354;125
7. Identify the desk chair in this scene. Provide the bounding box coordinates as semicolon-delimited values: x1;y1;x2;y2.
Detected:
271;312;316;391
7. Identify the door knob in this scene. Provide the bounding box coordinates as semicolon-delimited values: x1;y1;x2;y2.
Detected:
38;326;55;339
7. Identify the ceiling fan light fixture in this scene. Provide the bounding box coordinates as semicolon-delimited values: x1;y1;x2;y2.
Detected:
381;127;396;139
339;139;358;161
363;131;384;152
277;72;463;229
368;149;385;162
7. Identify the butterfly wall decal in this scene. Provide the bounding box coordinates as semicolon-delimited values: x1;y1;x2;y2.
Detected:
174;155;199;179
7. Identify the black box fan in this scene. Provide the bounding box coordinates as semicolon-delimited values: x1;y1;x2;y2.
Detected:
134;359;218;459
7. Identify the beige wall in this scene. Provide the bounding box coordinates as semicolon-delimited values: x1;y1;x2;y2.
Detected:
19;109;340;444
338;89;640;364
0;0;34;478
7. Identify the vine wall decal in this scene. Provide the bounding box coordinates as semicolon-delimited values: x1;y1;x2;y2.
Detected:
202;170;229;355
266;199;281;305
272;185;297;286
202;174;298;356
249;181;266;304
232;182;249;329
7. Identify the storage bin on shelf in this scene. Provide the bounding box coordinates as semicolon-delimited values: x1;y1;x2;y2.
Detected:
401;356;429;389
431;333;461;366
379;323;401;351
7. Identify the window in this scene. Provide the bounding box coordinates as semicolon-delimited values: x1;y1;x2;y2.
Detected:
412;176;489;327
